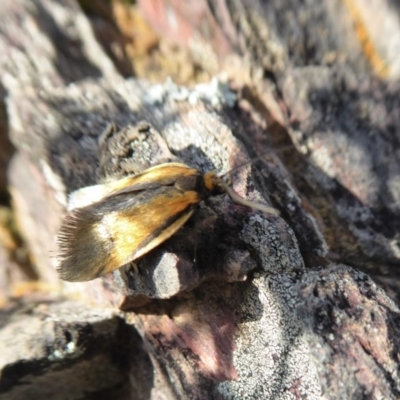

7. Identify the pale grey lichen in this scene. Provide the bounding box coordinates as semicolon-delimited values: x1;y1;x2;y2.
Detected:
216;274;322;399
143;77;237;108
240;214;304;273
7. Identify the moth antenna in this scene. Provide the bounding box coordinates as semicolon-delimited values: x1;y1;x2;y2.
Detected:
217;147;295;216
218;158;258;180
218;145;294;180
220;181;280;216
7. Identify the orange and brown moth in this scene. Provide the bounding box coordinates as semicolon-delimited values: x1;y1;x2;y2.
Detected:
57;162;278;282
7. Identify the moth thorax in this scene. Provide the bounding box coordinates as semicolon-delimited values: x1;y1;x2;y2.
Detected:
203;172;226;195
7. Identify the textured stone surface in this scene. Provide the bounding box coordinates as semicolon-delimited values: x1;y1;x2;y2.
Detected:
0;298;136;400
1;0;400;399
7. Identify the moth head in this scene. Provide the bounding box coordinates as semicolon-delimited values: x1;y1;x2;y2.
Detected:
203;171;227;195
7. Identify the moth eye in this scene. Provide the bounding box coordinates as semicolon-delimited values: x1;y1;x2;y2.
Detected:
224;176;232;186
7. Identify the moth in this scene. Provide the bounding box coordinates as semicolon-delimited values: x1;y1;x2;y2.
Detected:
57;162;279;282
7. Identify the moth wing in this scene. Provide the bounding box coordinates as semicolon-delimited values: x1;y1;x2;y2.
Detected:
68;182;116;210
115;208;194;264
57;187;200;282
68;175;145;211
67;163;196;210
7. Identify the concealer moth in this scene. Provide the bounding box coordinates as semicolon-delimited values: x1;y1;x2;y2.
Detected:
57;162;279;282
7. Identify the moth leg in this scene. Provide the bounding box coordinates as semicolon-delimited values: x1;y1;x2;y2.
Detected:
126;261;139;275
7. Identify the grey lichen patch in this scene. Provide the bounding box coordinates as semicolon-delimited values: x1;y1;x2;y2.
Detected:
216;274;322;399
187;78;237;107
143;77;237;108
240;214;304;273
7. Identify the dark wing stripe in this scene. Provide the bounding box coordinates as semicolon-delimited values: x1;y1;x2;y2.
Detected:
106;178;177;197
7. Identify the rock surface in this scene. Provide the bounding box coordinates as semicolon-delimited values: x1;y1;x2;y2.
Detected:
0;0;400;399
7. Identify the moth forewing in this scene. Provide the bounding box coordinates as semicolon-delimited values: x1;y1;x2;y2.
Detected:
68;163;198;210
68;182;121;211
57;207;112;281
129;209;194;262
57;163;208;281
